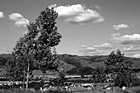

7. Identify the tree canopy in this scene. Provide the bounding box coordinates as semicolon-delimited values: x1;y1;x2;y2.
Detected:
6;7;62;81
105;49;135;87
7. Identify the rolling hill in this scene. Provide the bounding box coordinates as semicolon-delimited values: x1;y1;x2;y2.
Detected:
0;54;140;76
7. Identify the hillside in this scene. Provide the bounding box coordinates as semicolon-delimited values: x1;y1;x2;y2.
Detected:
59;54;140;74
0;54;140;75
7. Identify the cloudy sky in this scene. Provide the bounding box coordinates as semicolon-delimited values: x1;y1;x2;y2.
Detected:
0;0;140;58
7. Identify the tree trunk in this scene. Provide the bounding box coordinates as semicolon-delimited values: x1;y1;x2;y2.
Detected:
23;70;26;89
26;63;30;91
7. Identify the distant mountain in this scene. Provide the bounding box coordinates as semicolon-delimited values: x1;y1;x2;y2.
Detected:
0;54;12;58
0;54;140;75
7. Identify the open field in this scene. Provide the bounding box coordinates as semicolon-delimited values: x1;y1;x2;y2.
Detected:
0;79;140;93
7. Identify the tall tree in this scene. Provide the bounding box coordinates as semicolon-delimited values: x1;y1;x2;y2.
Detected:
105;49;135;87
6;7;62;90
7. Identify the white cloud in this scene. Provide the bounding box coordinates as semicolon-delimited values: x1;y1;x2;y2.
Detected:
81;45;86;48
9;13;29;27
15;19;29;27
111;33;140;45
111;33;120;38
123;46;140;53
0;12;4;18
85;47;96;50
80;43;113;56
88;49;103;55
113;24;130;30
94;43;113;49
80;46;103;56
133;54;140;58
54;4;104;25
9;13;23;20
118;45;140;57
112;33;140;40
121;34;140;40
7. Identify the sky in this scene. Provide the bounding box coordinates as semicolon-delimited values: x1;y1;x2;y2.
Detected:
0;0;140;58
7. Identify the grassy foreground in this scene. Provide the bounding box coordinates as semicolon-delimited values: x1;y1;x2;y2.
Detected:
0;86;140;93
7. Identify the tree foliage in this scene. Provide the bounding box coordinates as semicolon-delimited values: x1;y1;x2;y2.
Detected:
6;57;25;81
92;67;106;83
105;49;135;87
6;7;62;81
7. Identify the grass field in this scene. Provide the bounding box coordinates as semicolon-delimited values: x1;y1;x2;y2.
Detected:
0;82;140;93
0;86;140;93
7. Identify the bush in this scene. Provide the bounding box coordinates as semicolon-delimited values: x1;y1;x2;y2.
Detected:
132;79;140;86
136;89;140;93
122;90;130;93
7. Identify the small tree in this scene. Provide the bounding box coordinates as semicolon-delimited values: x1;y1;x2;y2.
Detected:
105;49;135;87
6;7;62;90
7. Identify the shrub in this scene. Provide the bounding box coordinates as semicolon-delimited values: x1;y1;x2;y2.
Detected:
132;79;140;86
122;90;130;93
136;89;140;93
